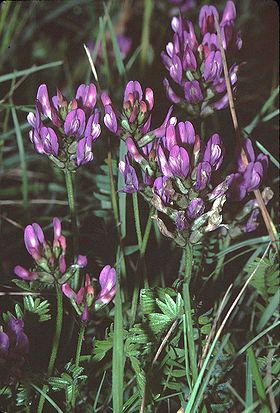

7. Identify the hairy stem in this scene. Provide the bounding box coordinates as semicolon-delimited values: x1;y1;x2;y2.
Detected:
37;284;63;413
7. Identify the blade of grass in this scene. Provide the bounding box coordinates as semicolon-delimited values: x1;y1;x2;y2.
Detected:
112;249;124;413
245;352;253;408
104;5;126;78
255;140;279;169
31;384;63;413
140;0;154;70
184;243;271;413
10;103;28;211
256;289;280;332
237;320;280;357
192;335;230;412
0;61;63;83
247;347;270;412
93;371;107;411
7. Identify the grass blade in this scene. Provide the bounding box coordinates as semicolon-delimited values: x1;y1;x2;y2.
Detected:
112;249;124;413
246;347;270;412
10;104;28;210
0;61;63;83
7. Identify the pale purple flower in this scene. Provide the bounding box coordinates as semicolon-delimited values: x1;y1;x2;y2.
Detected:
24;223;45;260
203;133;224;170
168;145;189;178
64;109;86;138
119;155;139;193
84;110;101;141
14;265;38;281
195;161;212;191
76;255;88;268
75;83;97;110
96;265;116;306
203;51;223;83
184;81;204;104
199;5;219;35
76;136;94;166
153;176;172;204
37;84;53;120
187;198;205;220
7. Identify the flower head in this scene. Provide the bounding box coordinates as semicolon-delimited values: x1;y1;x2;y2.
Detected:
27;83;101;170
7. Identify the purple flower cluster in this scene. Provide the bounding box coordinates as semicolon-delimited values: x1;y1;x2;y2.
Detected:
14;218;87;283
162;1;242;116
27;83;101;169
14;218;116;320
116;105;232;244
0;316;29;385
62;265;116;320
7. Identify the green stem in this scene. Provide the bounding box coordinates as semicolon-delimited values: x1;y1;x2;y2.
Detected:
71;323;86;410
182;243;198;386
64;169;79;288
130;207;154;326
37;284;63;413
132;192;143;248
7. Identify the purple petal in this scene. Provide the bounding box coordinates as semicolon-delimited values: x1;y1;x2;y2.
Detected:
37;84;53;120
187;198;205;220
62;283;76;300
14;265;38;281
64;109;86;137
169;145;189;178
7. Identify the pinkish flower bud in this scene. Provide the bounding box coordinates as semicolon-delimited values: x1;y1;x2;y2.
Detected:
76;255;88;268
14;265;38;281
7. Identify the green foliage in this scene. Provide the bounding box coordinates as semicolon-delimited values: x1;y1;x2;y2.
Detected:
246;252;279;301
48;363;87;407
23;296;51;322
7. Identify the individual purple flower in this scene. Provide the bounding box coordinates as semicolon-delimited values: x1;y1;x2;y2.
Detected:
76;136;94;166
203;133;224;170
162;119;196;150
95;265;116;306
203;51;223;83
184;81;204;105
170;55;183;84
195;161;212;191
64;108;86;138
153;176;173;205
163;78;181;104
119;155;139;193
76;255;88;268
104;104;119;134
187;198;205;220
40;127;59;156
84;109;101;141
0;316;29;385
168;145;190;178
14;265;38;281
75;83;97;111
24;223;45;261
37;84;53;120
199;5;219;35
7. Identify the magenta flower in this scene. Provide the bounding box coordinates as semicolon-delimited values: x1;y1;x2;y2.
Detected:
119;155;139;193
